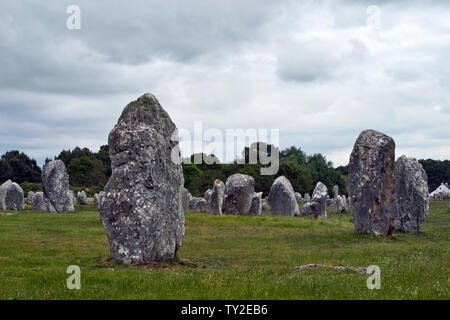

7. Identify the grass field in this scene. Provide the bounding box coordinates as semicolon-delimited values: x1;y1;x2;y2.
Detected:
0;200;449;300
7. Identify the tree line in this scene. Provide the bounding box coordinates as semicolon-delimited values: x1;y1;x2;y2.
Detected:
0;147;448;197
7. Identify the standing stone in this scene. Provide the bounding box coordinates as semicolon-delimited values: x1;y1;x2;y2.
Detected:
268;176;299;216
348;129;396;235
0;180;24;210
294;192;303;204
300;202;312;216
27;191;36;205
99;93;185;264
42;160;74;213
195;198;208;212
310;182;327;219
204;189;213;209
335;195;346;213
180;187;190;213
189;197;199;210
332;185;339;199
32;192;47;211
77;191;89;205
249;192;263;216
261;198;270;211
94;193;100;204
304;193;310;203
209;179;225;215
394;155;429;233
223;174;255;215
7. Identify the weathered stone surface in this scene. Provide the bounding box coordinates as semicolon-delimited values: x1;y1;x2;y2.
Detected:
294;192;303;204
304;194;310;203
261;198;270;211
27;191;36;205
209;179;225;215
94;193;100;204
223;174;255;215
394;155;429;233
32;192;47;211
195;198;208;212
333;185;339;199
300;202;312;216
99;93;185;264
348;129;396;235
249;192;263;215
204;189;212;208
180;187;190;213
0;180;24;210
189;197;198;210
310;182;327;219
42;160;74;213
268;176;299;216
77;191;89;205
335;195;347;213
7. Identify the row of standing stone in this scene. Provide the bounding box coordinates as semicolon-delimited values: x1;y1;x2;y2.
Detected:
1;160;94;212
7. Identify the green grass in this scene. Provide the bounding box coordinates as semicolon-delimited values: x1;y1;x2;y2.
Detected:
0;201;449;300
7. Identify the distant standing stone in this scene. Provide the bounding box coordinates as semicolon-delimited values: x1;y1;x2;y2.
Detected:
304;194;310;203
99;93;185;264
261;198;270;211
332;185;339;199
27;191;36;205
195;198;208;212
77;191;89;205
394;155;429;233
180;187;190;213
294;192;303;204
223;174;255;215
32;192;47;211
209;179;225;215
249;192;263;216
268;176;299;216
300;202;312;216
335;195;346;213
348;129;396;235
0;180;24;211
204;189;213;208
310;182;327;219
42;160;74;213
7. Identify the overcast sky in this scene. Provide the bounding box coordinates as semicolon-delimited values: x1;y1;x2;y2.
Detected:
1;0;449;167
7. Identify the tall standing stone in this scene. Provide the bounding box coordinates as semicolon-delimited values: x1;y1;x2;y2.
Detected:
42;160;74;213
348;129;396;235
268;176;299;216
310;182;327;219
335;195;347;213
249;192;263;216
223;174;255;215
394;155;429;233
209;179;225;215
0;180;24;211
99;93;185;264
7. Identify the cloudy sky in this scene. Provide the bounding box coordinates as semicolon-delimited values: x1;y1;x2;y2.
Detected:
1;0;449;167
